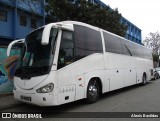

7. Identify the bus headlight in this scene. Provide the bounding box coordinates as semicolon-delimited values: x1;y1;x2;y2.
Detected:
36;83;54;93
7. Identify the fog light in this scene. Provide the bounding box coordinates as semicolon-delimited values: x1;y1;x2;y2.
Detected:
43;97;46;101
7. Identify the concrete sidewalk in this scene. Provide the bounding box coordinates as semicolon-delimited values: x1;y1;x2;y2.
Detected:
0;93;21;111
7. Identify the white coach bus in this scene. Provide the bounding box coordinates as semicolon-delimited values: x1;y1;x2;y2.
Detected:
7;21;153;106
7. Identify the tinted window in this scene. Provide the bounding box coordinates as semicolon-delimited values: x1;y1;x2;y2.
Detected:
132;44;140;57
142;47;152;60
126;41;152;60
126;41;136;56
121;40;132;56
103;31;122;54
58;31;74;69
74;25;103;60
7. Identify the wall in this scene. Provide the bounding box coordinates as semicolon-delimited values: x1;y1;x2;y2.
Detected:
121;17;142;44
0;46;20;94
0;0;45;41
0;0;45;94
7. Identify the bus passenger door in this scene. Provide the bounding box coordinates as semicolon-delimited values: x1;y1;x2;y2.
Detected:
57;30;76;104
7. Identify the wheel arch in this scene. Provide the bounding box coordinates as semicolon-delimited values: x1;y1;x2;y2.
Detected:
86;77;103;96
141;72;147;85
143;72;147;80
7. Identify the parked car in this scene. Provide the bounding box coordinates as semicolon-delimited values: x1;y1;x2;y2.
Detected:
154;68;160;80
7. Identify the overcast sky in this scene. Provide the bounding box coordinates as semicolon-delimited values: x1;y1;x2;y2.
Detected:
101;0;160;41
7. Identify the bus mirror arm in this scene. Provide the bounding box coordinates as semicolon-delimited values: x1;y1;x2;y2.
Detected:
7;39;25;57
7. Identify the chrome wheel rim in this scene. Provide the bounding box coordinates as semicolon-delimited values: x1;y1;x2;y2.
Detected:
88;84;98;99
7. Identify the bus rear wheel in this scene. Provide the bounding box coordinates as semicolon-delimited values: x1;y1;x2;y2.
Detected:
141;74;147;86
86;80;99;103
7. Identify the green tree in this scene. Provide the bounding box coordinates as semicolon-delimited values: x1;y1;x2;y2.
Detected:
46;0;127;37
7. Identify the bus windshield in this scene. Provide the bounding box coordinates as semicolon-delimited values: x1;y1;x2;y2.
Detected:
15;27;58;78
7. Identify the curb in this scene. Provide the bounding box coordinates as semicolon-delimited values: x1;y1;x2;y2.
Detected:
0;103;22;112
0;93;13;98
0;93;22;111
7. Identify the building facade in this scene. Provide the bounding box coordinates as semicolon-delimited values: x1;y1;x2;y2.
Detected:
0;0;142;45
121;17;142;44
0;0;45;94
0;0;45;45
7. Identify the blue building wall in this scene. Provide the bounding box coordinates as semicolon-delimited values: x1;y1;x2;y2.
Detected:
0;0;45;44
121;17;142;44
0;0;142;45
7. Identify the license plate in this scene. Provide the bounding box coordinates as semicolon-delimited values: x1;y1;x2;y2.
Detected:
20;95;31;101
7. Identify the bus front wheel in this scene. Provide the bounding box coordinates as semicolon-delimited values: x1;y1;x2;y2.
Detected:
86;80;99;103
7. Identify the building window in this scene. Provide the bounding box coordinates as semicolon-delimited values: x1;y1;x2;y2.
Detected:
0;10;7;22
135;29;137;37
31;18;37;28
131;26;134;35
20;15;27;26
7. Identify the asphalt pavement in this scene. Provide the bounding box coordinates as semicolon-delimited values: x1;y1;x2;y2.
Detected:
0;93;21;112
0;79;160;121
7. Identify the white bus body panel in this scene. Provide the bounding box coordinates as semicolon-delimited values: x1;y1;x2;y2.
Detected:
57;53;105;104
14;75;48;90
13;71;59;106
135;58;153;83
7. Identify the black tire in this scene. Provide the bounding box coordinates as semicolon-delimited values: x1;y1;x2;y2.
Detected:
86;80;99;103
154;75;157;80
141;74;147;86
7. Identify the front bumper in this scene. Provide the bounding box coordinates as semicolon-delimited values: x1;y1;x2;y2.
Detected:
13;90;59;106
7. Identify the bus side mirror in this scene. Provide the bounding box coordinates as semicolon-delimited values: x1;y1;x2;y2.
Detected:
41;25;53;45
41;23;74;45
7;39;25;57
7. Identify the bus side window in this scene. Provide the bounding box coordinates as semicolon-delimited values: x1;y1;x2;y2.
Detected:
58;31;74;69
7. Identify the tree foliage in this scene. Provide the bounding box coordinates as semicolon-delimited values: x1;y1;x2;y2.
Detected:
143;32;160;55
153;54;159;62
45;0;127;37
